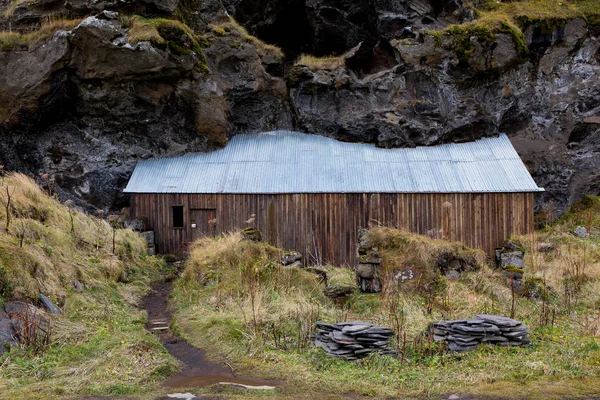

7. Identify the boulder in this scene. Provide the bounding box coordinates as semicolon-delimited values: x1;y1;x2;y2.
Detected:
281;251;302;265
140;231;155;246
445;270;461;280
358;277;381;293
324;284;356;298
4;301;43;317
72;280;85;293
0;315;16;355
537;242;555;253
284;261;303;269
355;263;377;279
499;251;524;270
574;226;589;238
39;294;62;314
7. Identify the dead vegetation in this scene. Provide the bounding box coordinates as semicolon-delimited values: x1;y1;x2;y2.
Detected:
0;18;82;51
294;54;346;71
177;233;336;353
210;17;284;59
0;172;151;301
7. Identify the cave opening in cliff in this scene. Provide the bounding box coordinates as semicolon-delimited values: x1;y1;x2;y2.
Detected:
225;0;315;60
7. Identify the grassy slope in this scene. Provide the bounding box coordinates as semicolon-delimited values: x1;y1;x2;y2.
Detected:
171;207;600;399
0;173;177;399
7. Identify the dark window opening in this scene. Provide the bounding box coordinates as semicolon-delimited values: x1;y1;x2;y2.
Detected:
172;206;184;228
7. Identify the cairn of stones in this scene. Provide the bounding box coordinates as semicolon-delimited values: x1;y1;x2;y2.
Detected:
140;231;156;256
433;314;530;352
312;321;399;360
495;240;525;291
355;229;382;293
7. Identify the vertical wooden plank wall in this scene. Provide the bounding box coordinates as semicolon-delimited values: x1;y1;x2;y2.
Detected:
130;192;535;266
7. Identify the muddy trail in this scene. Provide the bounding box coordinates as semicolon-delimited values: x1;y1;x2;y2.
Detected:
142;282;279;390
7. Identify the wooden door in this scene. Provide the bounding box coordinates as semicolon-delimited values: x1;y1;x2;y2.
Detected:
190;209;216;242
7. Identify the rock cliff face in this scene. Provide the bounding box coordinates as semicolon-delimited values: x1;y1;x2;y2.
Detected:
0;0;599;216
0;3;292;209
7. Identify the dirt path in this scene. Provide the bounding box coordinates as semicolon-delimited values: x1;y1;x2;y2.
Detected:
142;282;279;390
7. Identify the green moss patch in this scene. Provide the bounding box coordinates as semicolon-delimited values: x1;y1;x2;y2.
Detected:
127;15;208;73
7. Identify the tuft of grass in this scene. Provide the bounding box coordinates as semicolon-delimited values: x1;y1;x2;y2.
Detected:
211;17;284;59
126;15;208;73
425;0;600;67
294;54;345;71
426;13;529;65
0;18;83;51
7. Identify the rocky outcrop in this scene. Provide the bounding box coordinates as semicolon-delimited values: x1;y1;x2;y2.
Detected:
0;7;291;210
223;0;474;57
1;0;600;216
288;18;600;215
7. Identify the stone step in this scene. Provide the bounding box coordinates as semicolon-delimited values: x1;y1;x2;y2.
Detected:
151;326;169;331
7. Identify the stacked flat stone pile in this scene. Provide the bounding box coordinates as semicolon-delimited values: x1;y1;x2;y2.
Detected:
433;314;530;352
312;321;398;360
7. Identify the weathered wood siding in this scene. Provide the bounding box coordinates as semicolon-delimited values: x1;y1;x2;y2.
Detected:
130;192;535;266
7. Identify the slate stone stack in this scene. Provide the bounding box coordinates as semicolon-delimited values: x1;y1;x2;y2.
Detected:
312;321;399;360
433;314;531;352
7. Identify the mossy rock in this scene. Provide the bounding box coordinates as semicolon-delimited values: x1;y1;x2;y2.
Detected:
324;284;356;298
241;227;262;242
504;265;525;274
519;278;555;301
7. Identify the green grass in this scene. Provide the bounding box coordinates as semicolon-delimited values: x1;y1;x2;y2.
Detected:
425;0;599;68
0;286;177;399
170;214;600;399
126;15;208;73
0;173;177;398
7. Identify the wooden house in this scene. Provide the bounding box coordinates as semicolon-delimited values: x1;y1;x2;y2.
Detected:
124;131;543;265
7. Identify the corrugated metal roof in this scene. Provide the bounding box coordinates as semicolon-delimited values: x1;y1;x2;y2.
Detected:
124;131;544;194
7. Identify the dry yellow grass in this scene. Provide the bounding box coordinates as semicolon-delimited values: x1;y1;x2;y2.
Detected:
172;225;600;399
0;172;176;399
211;17;284;59
2;0;33;18
0;18;82;51
126;15;186;45
0;172;149;300
294;54;345;71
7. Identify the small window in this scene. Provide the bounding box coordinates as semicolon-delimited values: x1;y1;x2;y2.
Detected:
172;206;184;228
